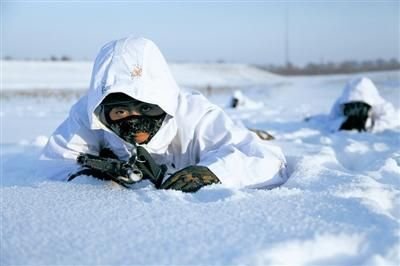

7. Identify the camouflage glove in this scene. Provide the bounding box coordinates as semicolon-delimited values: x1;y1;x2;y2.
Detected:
160;166;220;193
249;128;274;140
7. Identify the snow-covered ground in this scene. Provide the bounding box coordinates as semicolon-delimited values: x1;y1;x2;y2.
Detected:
1;60;282;93
1;61;399;265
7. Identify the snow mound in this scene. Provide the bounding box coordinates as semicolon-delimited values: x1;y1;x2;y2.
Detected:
1;61;280;92
1;60;92;90
250;233;365;266
1;68;399;265
170;63;282;89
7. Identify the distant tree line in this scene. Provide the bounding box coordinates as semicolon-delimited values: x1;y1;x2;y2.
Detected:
257;58;400;76
3;55;400;76
2;55;72;61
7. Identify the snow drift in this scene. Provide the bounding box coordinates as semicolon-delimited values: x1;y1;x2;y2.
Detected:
1;62;399;265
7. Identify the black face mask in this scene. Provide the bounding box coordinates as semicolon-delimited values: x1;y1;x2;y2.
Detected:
109;113;166;144
340;101;372;132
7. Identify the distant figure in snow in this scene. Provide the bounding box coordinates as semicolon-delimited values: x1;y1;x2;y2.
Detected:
229;90;264;109
306;77;398;132
206;85;212;97
228;90;274;140
40;36;288;192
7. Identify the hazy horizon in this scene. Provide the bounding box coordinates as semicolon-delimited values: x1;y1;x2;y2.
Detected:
1;1;399;66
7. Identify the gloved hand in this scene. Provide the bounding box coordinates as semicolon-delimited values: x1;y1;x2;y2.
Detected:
67;148;133;187
160;165;220;193
249;128;274;140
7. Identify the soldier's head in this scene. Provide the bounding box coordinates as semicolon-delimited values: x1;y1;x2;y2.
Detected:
100;93;166;144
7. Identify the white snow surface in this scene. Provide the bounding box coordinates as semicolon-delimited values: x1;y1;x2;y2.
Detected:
1;60;282;91
1;62;400;266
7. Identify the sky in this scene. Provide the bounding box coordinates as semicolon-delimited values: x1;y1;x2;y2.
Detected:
1;1;399;66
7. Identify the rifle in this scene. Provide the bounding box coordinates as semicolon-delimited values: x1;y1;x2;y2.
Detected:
68;146;167;188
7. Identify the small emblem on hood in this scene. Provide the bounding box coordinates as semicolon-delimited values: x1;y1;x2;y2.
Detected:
131;65;142;78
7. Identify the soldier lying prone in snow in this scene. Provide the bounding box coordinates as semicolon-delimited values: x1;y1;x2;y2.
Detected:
40;37;288;192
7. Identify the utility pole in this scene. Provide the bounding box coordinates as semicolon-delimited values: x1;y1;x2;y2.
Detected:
285;4;290;68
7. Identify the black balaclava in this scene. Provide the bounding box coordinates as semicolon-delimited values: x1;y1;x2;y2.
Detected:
339;101;372;132
101;93;166;144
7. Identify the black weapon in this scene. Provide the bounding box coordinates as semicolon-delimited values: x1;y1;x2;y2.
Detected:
68;146;167;188
134;146;168;188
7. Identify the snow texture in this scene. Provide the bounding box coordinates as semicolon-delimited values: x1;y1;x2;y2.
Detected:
1;61;281;91
1;62;400;266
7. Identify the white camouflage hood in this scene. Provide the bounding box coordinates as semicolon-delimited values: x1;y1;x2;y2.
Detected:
86;37;180;130
330;77;386;117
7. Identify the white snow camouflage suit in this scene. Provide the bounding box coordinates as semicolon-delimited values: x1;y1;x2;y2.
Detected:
329;77;399;132
40;36;288;189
